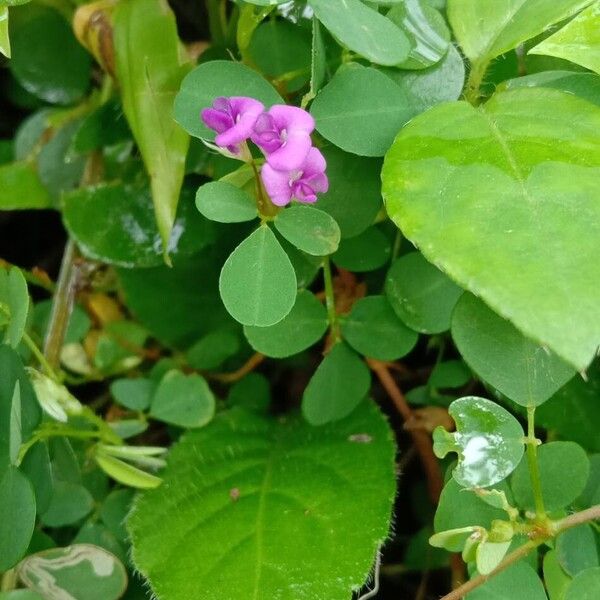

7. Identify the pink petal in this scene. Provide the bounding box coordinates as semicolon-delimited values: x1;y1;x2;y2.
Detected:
266;130;312;171
269;105;315;133
301;147;327;178
261;164;293;206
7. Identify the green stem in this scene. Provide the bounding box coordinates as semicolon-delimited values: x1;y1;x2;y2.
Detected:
464;59;490;106
526;406;546;519
22;332;58;380
249;158;278;219
322;257;339;340
206;0;226;47
43;238;78;370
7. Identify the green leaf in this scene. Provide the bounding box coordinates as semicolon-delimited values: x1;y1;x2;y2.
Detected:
118;251;233;348
63;183;215;268
219;225;297;327
249;20;312;92
0;7;9;59
0;466;36;571
341;295;418;360
0;591;43;600
9;5;91;104
434;396;525;488
40;481;95;527
101;489;135;545
311;65;414;156
529;2;600;75
317;146;383;238
308;0;410;66
0;346;42;477
511;441;590;511
274;204;341;256
228;372;271;413
333;226;391;272
387;0;450;69
429;360;471;389
0;266;29;348
244;290;328;358
128;402;396;600
452;294;576;406
174;60;283;140
113;0;191;259
187;329;241;370
535;363;600;452
20;441;53;515
196;181;257;223
110;378;154;411
557;525;599;577
476;539;512;575
0;161;51;210
543;549;572;600
94;451;162;490
381;43;466;114
447;0;593;64
307;17;327;100
302;342;371;425
565;567;600;600
434;478;509;551
385;252;463;334
18;544;128;600
465;560;547;600
150;370;215;428
73;522;127;566
382;88;600;370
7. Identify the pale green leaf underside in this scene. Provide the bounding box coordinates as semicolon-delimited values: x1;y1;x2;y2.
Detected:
383;88;600;370
448;0;594;63
529;1;600;75
128;402;396;600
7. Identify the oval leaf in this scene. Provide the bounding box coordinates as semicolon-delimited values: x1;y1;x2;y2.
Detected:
219;225;297;327
196;181;257;223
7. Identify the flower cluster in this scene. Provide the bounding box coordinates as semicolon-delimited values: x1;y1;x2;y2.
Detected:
201;97;328;207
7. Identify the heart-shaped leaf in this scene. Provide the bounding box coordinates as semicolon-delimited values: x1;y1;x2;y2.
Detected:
128;402;396;600
433;396;525;488
383;88;600;370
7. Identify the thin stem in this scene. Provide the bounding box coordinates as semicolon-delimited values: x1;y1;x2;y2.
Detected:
322;257;339;341
554;504;600;534
526;406;546;519
249;158;277;219
22;332;58;380
211;352;265;383
464;59;490;106
367;358;444;503
43;238;78;370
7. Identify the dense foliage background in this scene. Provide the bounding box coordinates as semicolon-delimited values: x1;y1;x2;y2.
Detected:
1;1;599;599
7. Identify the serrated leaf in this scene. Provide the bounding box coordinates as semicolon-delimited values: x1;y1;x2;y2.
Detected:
433;396;525;488
128;402;396;600
452;293;575;406
219;225;297;327
113;0;191;259
18;544;128;600
302;342;371;425
382;88;600;370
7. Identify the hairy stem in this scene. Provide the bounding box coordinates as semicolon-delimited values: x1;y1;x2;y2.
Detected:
464;59;490;106
526;406;546;519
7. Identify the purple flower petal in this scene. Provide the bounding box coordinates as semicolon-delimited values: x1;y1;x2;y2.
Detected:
201;96;265;149
266;129;312;171
261;164;294;206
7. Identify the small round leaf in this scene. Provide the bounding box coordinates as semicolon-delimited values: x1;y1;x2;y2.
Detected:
196;181;257;223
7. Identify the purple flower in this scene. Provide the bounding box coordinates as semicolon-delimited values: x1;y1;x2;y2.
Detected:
261;147;329;207
252;105;315;171
201;96;264;153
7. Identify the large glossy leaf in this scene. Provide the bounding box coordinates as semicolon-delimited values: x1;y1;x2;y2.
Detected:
529;2;600;75
63;183;215;268
308;0;410;66
128;402;396;600
113;0;191;259
452;294;575;406
382;88;600;370
447;0;593;64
